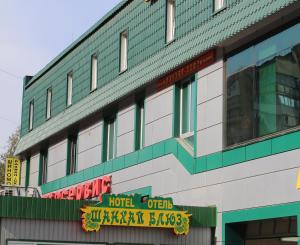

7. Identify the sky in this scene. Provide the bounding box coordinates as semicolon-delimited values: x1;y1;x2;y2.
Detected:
0;0;122;155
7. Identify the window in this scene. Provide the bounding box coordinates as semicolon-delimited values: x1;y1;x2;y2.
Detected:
135;98;145;150
39;150;48;185
214;0;224;12
120;31;128;72
174;78;195;147
46;88;52;119
166;0;175;43
179;80;194;144
226;21;300;146
29;100;34;131
91;54;98;91
103;116;117;162
67;73;73;106
67;136;77;175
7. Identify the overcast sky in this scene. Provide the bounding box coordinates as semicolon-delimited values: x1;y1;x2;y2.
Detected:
0;0;122;155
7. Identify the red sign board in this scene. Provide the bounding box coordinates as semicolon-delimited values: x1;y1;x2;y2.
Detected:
156;49;216;92
42;175;111;201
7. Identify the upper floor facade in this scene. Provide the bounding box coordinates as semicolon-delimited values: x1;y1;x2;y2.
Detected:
16;0;300;193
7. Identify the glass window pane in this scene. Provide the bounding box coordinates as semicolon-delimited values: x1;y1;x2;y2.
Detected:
258;62;277;136
214;0;224;11
226;22;300;146
227;67;256;145
120;32;127;72
29;101;34;130
67;74;73;106
46;88;52;119
108;119;115;160
91;55;97;90
166;0;175;43
181;82;190;134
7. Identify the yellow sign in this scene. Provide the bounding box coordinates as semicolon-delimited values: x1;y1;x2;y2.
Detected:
5;157;21;186
81;194;191;235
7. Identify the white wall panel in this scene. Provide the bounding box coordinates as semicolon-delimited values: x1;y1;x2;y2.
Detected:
197;124;223;156
197;96;223;130
48;139;67;167
198;59;223;78
78;122;102;153
77;145;102;171
77;121;102;172
117;131;134;157
47;161;66;182
29;172;38;187
20;160;26;187
118;106;135;136
144;114;172;146
197;64;224;104
30;154;39;174
145;88;173;124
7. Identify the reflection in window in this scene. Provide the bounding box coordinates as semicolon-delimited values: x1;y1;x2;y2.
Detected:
226;22;300;146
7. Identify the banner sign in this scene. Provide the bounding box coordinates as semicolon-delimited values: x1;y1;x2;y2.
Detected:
43;176;111;201
156;49;216;92
5;157;21;186
81;194;191;235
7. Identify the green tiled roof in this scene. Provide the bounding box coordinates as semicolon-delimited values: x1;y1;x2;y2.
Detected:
15;0;298;155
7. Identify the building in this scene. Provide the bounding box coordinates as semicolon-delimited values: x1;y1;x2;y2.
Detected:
4;0;300;244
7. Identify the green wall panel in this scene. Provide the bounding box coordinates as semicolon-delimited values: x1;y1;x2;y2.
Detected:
20;0;243;137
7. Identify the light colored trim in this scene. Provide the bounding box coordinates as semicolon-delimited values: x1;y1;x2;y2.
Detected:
166;0;175;43
120;31;128;72
91;54;98;91
67;73;73;107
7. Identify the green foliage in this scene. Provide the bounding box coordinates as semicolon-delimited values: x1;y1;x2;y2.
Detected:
0;127;20;184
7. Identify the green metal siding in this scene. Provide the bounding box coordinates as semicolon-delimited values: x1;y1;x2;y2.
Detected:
20;0;242;137
17;0;299;154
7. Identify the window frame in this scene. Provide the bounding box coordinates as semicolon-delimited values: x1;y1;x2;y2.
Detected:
90;54;98;91
119;30;128;73
66;72;73;107
166;0;176;44
179;78;194;139
213;0;226;13
28;100;34;131
135;97;145;151
39;149;48;185
102;115;117;162
46;87;52;120
67;135;78;175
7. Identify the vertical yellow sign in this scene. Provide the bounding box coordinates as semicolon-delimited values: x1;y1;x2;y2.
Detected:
5;157;21;186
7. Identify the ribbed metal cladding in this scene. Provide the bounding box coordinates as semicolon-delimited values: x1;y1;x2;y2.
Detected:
1;218;212;245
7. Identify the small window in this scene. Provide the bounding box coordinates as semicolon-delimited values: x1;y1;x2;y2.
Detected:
46;88;52;119
180;80;194;137
135;98;145;150
166;0;175;43
174;78;195;147
67;136;77;175
39;150;48;185
103;116;117;162
67;73;73;107
214;0;225;12
120;31;128;72
29;100;34;131
91;54;98;91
